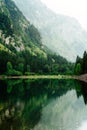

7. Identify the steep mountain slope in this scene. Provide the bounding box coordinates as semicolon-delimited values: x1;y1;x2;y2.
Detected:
0;0;73;75
13;0;87;61
0;0;45;55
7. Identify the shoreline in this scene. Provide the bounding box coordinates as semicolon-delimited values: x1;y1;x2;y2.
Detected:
0;74;87;82
74;74;87;83
0;75;73;79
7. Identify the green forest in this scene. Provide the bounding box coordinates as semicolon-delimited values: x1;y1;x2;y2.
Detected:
0;0;74;76
0;49;74;75
74;51;87;75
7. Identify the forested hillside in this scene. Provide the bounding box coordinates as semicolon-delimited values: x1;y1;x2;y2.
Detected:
13;0;87;61
0;0;73;75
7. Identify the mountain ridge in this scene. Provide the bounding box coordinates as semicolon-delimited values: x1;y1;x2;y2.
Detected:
13;0;87;61
0;0;73;75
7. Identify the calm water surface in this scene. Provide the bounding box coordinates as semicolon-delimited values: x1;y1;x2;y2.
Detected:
0;79;87;130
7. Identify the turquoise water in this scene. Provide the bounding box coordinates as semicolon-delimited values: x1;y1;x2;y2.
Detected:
0;79;87;130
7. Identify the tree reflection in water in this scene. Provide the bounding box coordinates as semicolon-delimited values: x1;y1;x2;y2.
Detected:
0;79;86;130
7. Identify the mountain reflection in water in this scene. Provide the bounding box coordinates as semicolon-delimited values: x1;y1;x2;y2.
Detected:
0;79;87;130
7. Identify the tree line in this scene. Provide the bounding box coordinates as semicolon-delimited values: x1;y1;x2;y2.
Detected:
0;5;74;76
74;51;87;75
0;50;74;76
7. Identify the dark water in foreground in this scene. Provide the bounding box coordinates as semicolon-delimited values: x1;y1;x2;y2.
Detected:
0;79;87;130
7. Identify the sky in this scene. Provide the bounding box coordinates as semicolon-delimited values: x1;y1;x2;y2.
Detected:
41;0;87;30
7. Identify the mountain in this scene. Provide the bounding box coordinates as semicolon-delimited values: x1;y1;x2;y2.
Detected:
13;0;87;61
0;0;73;75
0;0;44;53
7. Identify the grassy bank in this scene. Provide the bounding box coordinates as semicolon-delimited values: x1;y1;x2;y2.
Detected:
0;75;73;79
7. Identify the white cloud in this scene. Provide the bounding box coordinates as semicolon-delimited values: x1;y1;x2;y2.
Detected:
41;0;87;29
78;121;87;130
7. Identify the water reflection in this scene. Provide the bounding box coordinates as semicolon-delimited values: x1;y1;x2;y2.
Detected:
78;81;87;104
33;90;87;130
0;79;87;130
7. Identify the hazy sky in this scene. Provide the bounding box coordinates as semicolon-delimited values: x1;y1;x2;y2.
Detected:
41;0;87;30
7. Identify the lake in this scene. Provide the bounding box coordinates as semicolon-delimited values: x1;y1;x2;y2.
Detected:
0;79;87;130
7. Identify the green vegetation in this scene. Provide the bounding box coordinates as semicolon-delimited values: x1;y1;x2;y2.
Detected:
6;61;22;76
0;13;13;36
0;79;77;130
74;63;81;75
0;0;74;76
0;50;73;75
0;79;85;130
74;51;87;75
13;0;87;61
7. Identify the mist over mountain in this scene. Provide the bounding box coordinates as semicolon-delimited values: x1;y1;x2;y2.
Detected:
0;0;73;75
13;0;87;61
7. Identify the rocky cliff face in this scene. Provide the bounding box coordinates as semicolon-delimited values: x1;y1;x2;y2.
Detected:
0;0;47;57
0;0;72;75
